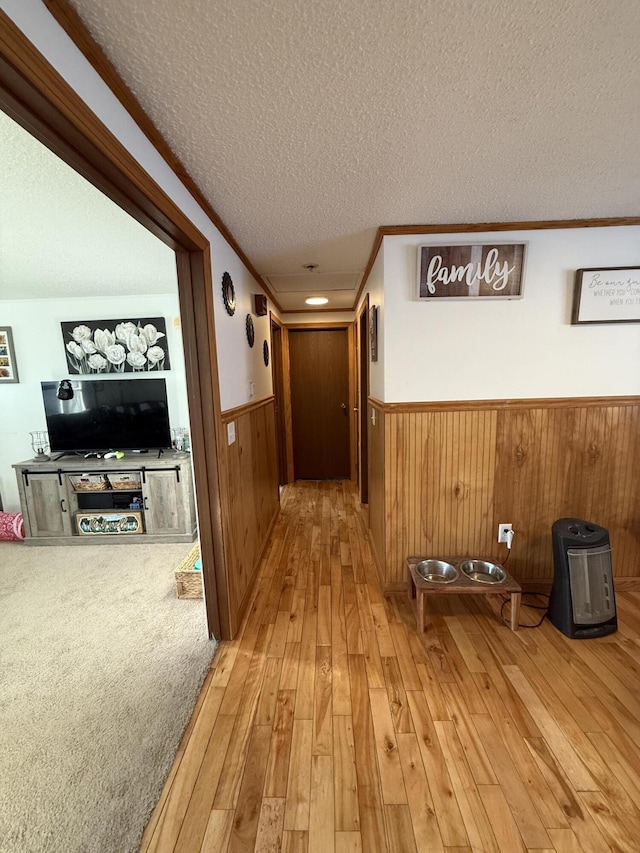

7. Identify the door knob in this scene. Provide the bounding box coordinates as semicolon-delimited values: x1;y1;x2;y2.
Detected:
341;403;347;411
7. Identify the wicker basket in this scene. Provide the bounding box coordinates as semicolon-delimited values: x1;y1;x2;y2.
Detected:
108;473;142;490
174;544;203;599
69;474;109;491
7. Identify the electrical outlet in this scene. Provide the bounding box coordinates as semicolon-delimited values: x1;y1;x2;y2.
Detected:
498;523;513;543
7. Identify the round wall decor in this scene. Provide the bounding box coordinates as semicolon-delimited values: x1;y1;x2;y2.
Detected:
245;314;255;347
221;272;236;316
263;339;270;367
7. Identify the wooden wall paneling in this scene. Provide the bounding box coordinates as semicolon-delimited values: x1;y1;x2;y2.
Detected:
220;401;280;635
367;403;385;581
376;399;640;588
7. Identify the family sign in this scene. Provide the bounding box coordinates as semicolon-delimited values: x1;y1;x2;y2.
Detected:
417;243;526;300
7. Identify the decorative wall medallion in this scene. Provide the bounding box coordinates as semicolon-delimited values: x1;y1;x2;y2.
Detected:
263;339;270;366
222;272;236;316
245;314;255;347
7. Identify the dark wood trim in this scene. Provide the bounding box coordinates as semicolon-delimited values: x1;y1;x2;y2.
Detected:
357;295;370;504
378;218;640;237
353;228;384;312
42;0;282;313
280;307;358;315
176;247;228;639
284;321;353;330
0;10;231;638
221;396;275;423
282;325;295;483
269;311;283;329
0;12;204;252
354;217;640;313
368;395;640;413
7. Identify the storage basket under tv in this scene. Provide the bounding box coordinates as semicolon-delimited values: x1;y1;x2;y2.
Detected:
174;544;203;599
69;474;109;491
107;472;142;490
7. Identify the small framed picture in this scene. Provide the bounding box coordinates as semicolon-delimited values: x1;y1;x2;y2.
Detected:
572;267;640;324
369;305;378;362
0;327;19;383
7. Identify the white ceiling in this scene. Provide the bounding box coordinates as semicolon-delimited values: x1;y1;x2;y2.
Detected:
0;110;178;300
6;1;640;311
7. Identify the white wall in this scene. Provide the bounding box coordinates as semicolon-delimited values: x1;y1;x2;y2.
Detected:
1;0;272;413
381;227;640;402
0;294;188;511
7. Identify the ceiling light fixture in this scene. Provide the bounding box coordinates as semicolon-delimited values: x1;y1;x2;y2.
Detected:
305;297;328;306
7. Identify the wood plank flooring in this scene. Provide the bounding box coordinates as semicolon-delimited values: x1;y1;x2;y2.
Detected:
141;481;640;853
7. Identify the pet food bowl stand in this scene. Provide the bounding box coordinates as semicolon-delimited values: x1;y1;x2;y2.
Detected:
407;556;522;632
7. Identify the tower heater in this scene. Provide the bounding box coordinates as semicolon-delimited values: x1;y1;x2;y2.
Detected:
548;518;617;639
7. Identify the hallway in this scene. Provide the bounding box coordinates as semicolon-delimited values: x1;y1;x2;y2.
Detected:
142;481;640;853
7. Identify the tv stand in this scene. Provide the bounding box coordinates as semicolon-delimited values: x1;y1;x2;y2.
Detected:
13;452;196;546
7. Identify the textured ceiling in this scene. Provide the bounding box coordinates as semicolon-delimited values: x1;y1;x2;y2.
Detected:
16;1;640;309
0;110;177;300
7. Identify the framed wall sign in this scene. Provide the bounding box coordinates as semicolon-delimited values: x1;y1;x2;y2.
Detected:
0;327;19;383
369;305;378;362
572;267;640;324
417;243;526;300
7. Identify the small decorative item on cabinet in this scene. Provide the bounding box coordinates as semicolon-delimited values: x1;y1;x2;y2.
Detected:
76;510;144;535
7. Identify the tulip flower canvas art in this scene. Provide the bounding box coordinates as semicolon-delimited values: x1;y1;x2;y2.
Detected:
61;318;171;374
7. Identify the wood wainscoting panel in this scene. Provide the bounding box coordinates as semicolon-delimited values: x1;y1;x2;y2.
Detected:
368;401;386;579
220;399;280;635
372;399;640;586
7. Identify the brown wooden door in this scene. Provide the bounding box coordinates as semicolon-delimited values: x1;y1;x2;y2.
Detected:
289;328;350;479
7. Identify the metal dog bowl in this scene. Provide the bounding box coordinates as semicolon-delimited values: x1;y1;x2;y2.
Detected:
460;559;506;584
415;559;459;583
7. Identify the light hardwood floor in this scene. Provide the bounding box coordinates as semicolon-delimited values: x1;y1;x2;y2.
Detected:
141;481;640;853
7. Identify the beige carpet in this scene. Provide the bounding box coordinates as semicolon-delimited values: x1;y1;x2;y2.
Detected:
0;540;216;853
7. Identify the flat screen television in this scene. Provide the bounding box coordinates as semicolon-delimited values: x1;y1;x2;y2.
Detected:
41;378;172;454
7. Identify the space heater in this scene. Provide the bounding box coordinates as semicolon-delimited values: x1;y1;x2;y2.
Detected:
548;518;617;639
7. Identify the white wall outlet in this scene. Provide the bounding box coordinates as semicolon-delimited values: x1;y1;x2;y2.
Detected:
371;408;376;425
497;523;513;543
227;421;236;445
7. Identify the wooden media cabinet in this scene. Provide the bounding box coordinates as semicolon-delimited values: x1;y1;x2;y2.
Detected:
13;452;196;546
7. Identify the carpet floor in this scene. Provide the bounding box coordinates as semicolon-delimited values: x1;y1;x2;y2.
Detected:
0;540;216;853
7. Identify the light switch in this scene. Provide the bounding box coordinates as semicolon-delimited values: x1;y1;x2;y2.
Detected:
248;381;255;398
227;421;236;445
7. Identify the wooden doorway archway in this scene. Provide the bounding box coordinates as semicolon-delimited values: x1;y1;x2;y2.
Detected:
0;13;229;638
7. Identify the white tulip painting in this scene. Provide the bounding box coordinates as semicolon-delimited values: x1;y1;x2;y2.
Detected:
61;318;171;374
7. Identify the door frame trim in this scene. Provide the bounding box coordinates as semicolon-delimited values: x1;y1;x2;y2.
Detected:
0;11;229;638
357;295;370;503
284;322;356;482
